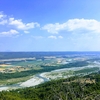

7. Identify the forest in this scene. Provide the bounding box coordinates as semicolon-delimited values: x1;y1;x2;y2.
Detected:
0;72;100;100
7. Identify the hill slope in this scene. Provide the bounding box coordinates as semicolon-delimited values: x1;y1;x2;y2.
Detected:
0;72;100;100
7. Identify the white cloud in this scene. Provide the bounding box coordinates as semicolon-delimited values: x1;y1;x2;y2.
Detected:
42;19;100;34
0;29;19;36
0;11;42;38
0;14;4;19
58;36;63;39
24;31;30;34
0;12;40;31
0;12;6;19
48;35;57;39
9;18;40;30
0;12;7;25
42;23;66;34
67;19;100;33
48;35;63;39
0;20;7;25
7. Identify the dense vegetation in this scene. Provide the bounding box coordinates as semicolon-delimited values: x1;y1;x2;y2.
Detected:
0;72;100;100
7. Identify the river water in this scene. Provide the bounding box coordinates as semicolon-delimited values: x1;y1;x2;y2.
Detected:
0;65;98;91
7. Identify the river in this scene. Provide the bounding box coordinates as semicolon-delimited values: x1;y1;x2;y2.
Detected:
0;73;50;91
0;65;98;91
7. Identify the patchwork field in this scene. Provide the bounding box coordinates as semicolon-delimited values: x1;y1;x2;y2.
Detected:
0;53;100;91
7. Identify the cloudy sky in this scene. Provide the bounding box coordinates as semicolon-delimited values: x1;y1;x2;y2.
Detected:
0;0;100;51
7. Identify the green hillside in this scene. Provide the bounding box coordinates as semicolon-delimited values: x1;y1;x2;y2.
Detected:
0;72;100;100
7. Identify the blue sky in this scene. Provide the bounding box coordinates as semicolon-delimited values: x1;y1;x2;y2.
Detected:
0;0;100;51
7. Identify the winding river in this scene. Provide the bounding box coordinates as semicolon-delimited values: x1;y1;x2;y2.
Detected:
0;65;99;91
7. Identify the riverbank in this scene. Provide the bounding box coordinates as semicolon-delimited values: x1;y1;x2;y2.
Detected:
0;73;49;91
0;65;99;91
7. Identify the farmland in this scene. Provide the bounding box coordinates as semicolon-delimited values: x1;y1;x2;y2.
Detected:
0;52;100;91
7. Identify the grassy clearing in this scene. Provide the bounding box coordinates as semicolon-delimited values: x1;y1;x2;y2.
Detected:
74;67;99;74
0;75;32;85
